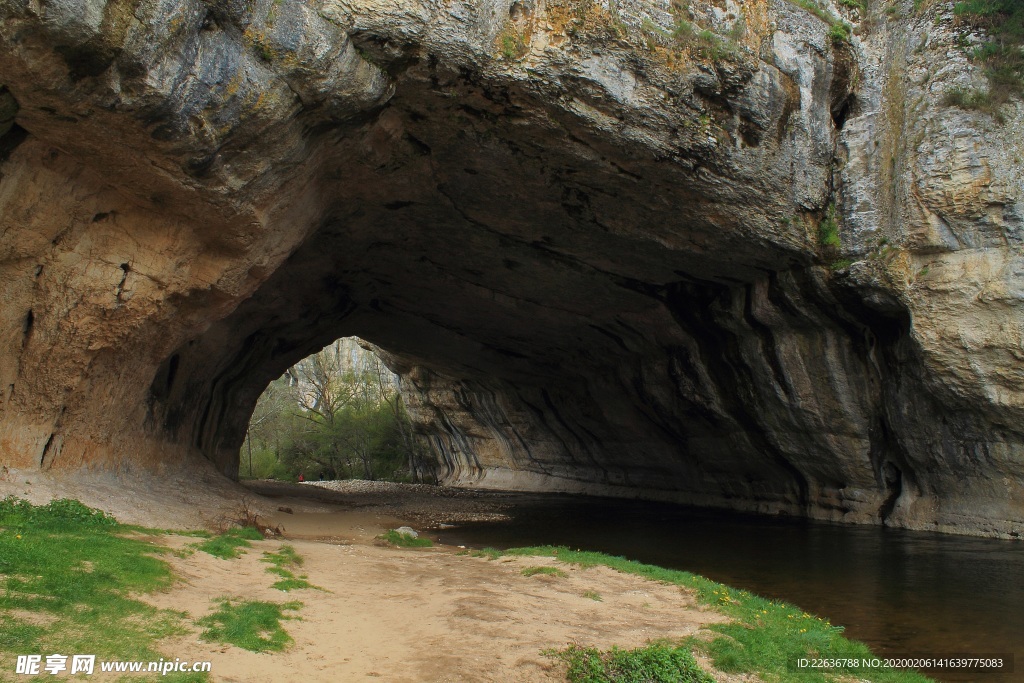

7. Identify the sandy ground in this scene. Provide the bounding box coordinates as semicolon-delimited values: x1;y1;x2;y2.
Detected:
4;476;753;681
143;534;736;682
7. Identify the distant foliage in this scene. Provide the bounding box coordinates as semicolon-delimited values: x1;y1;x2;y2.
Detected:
241;338;435;483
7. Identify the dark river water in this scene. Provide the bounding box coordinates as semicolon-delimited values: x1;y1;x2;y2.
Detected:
435;494;1023;682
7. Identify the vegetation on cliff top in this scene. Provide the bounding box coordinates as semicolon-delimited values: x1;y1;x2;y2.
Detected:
943;0;1024;116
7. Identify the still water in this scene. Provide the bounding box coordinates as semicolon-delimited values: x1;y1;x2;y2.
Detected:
436;494;1023;682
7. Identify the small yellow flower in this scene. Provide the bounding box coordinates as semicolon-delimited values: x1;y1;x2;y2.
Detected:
788;615;794;619
800;628;807;633
16;534;21;539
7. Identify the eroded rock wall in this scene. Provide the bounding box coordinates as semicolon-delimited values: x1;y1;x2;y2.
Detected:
0;0;1021;536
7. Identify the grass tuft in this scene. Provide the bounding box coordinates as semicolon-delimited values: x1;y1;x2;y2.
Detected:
261;545;320;592
548;642;714;683
521;565;568;578
582;590;603;601
379;529;433;547
941;86;1005;121
194;526;264;560
197;599;302;652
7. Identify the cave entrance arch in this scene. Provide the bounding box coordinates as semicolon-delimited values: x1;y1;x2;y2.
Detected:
241;336;432;484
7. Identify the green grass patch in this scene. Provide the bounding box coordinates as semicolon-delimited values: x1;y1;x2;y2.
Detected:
503;546;934;683
548;642;714;683
0;497;208;681
582;590;603;601
521;565;568;578
194;526;264;560
263;544;304;569
261;545;320;592
197;598;301;653
379;529;433;547
458;547;503;560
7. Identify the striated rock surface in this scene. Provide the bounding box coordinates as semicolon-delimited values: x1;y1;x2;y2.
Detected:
0;0;1021;536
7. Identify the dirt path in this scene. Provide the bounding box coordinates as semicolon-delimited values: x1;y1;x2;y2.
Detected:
125;481;746;682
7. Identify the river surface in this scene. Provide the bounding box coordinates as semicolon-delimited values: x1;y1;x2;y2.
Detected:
436;494;1022;682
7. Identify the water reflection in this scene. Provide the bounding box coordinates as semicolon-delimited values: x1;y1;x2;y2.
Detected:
437;495;1023;682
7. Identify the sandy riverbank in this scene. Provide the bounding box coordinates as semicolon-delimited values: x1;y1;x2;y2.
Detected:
130;480;751;682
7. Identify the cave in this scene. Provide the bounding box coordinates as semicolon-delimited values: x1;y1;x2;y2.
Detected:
1;0;1022;538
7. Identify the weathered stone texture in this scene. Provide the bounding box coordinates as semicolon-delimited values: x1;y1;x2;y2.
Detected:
0;0;1021;536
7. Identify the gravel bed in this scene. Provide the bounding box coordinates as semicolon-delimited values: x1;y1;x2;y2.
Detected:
300;479;490;498
297;479;513;527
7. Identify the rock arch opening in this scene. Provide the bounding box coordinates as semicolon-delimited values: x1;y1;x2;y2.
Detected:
241;336;435;484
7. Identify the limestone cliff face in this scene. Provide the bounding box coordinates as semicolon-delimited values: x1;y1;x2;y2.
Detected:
0;0;1021;536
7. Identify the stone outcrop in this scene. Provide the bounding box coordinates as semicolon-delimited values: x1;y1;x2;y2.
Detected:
0;0;1021;537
